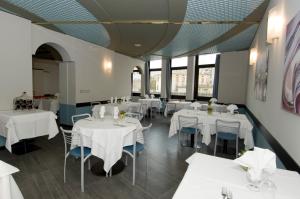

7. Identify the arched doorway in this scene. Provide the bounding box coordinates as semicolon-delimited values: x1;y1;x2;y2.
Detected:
32;43;75;125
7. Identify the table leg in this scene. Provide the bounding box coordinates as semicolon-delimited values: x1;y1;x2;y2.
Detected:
91;159;125;176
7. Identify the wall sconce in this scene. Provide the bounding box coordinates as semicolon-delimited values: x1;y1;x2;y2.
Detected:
267;6;283;44
249;48;258;66
103;59;112;74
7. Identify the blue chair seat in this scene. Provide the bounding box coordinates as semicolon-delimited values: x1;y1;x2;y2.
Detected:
123;142;144;154
0;135;6;147
181;127;199;135
217;132;237;141
69;147;91;158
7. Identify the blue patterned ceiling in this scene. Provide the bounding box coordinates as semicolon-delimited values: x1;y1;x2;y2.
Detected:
4;0;110;47
154;0;264;57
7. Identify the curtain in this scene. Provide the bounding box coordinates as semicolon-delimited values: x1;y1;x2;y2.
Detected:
165;59;172;99
144;61;150;95
213;54;221;98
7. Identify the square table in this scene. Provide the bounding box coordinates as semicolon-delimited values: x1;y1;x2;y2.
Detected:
0;109;59;152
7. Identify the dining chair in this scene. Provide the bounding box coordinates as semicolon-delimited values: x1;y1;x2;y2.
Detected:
0;135;6;147
122;123;152;185
60;127;92;192
166;102;177;115
178;115;202;150
141;103;148;118
214;119;241;158
150;101;161;118
127;104;143;120
71;113;91;125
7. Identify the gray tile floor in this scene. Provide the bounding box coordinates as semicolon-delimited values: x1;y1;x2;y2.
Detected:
0;114;241;199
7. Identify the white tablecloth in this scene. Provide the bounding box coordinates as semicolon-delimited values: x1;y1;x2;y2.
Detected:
72;117;143;172
92;102;143;118
0;161;24;199
164;101;192;117
138;98;161;109
0;110;59;152
34;98;59;114
169;109;254;149
173;153;300;199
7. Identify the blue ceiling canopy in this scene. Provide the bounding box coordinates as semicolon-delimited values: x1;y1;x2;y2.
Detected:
154;0;265;57
4;0;110;47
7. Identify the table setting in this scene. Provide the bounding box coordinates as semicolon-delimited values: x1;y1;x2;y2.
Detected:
169;109;254;150
72;112;143;175
173;151;300;199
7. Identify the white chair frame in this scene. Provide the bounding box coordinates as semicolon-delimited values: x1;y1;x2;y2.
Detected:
214;119;241;158
123;123;152;185
60;127;92;192
71;113;91;125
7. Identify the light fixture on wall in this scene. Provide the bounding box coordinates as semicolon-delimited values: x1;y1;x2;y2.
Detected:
267;6;283;44
103;59;112;75
249;48;258;66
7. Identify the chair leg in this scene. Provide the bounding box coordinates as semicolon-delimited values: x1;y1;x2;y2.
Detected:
214;135;217;156
88;159;91;170
236;137;238;158
109;169;112;177
132;156;136;185
194;133;198;151
81;159;84;192
64;156;67;183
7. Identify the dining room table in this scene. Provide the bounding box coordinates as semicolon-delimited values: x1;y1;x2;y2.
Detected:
72;116;143;175
169;109;254;150
0;160;24;199
138;98;161;110
173;153;300;199
0;109;59;152
92;102;144;118
164;101;192;117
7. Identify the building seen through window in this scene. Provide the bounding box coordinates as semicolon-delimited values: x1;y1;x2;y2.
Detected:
149;60;162;94
132;67;141;94
171;57;188;97
196;54;218;98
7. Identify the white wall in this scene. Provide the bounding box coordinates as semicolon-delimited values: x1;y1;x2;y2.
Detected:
246;0;300;165
0;12;32;110
218;51;249;104
31;24;145;103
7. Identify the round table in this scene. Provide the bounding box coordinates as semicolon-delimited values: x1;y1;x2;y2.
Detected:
72;116;143;176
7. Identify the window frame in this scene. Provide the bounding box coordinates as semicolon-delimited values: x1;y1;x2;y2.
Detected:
194;55;216;101
131;68;142;96
149;61;162;97
170;62;188;99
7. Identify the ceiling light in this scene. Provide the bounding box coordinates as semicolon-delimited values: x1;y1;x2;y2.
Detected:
134;43;142;47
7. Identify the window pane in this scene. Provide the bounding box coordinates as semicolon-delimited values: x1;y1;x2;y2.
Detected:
132;72;141;93
198;53;218;65
171;69;187;96
150;60;162;69
150;71;161;94
171;57;188;67
198;68;215;97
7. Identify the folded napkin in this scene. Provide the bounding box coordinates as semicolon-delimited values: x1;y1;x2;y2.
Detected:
151;94;155;99
190;102;202;110
113;106;119;119
110;97;114;104
145;94;149;99
100;106;106;118
209;98;218;104
114;97;118;103
227;104;238;114
234;147;276;183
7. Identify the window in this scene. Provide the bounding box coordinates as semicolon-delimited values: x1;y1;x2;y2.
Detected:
149;60;162;95
194;54;218;99
171;57;188;97
132;67;141;95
